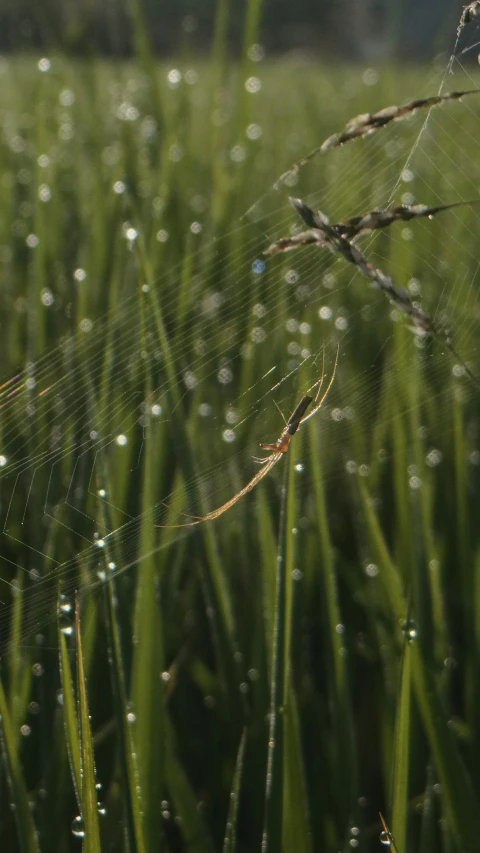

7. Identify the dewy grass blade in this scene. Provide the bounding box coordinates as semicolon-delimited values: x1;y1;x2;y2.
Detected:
281;447;311;853
262;460;290;853
58;626;82;806
379;813;399;853
222;728;247;853
131;406;166;851
309;431;357;824
391;638;412;853
0;678;40;853
357;478;480;850
75;600;101;853
98;495;146;853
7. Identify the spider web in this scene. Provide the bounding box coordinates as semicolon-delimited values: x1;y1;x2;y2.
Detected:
1;8;480;659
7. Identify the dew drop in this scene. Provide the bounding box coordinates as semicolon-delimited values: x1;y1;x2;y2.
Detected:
71;815;85;838
401;619;418;643
380;830;392;846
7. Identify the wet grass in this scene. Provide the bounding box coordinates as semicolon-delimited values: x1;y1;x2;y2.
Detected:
0;21;480;853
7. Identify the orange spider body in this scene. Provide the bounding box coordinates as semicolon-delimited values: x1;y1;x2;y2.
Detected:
259;393;314;453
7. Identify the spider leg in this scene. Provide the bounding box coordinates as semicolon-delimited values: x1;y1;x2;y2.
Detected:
156;453;283;527
306;345;326;401
299;345;339;426
252;453;275;464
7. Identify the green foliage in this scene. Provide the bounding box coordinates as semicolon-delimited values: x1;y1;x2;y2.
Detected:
0;12;480;853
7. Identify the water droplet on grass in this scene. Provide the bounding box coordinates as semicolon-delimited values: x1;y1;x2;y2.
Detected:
401;620;418;642
71;816;85;838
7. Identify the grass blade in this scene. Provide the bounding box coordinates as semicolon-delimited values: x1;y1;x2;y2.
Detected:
98;508;146;853
58;626;82;804
75;599;101;853
357;478;480;851
391;639;412;853
262;461;290;853
309;432;357;824
223;728;247;853
283;687;311;853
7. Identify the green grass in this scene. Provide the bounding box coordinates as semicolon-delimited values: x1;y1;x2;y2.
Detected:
0;18;480;853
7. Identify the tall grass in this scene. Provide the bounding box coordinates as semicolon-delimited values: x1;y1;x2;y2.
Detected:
0;6;480;852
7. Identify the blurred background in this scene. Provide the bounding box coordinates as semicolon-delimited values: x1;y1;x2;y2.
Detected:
1;2;480;853
0;0;467;59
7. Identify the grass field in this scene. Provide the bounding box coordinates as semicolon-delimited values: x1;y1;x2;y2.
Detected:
1;10;480;853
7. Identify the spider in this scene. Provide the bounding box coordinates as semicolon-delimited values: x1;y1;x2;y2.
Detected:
157;347;338;527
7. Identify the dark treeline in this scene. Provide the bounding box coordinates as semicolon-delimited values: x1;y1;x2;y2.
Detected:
0;0;467;58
